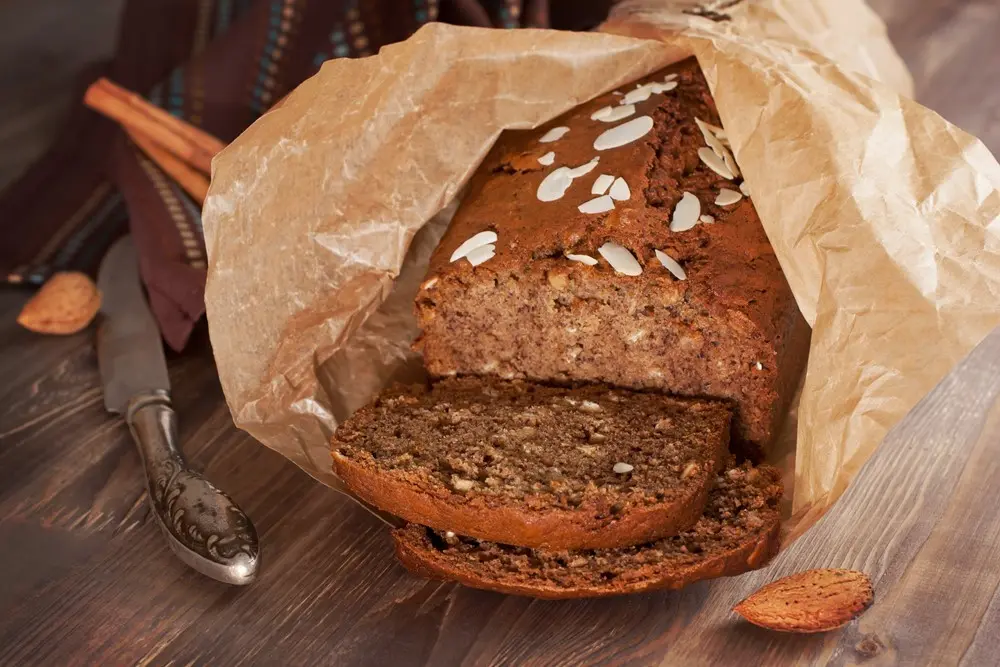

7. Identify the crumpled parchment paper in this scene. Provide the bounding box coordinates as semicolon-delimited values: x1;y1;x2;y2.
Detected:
203;0;1000;537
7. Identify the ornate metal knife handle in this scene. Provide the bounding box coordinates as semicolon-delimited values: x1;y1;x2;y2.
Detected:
127;390;260;585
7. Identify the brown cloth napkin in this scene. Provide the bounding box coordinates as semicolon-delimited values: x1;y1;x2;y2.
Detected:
0;0;614;351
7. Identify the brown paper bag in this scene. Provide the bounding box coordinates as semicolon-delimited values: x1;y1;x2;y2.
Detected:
203;0;1000;537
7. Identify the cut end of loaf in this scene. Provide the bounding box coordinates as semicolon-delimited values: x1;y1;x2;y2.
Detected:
417;261;782;456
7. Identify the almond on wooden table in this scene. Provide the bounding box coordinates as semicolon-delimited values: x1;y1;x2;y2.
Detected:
733;568;873;633
16;271;102;335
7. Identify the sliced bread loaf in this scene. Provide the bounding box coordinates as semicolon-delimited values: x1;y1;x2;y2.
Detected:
332;378;731;550
392;463;782;599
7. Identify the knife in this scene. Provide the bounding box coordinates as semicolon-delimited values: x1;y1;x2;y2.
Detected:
96;236;260;585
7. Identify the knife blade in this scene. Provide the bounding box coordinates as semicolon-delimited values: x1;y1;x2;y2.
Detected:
96;236;260;585
96;236;170;413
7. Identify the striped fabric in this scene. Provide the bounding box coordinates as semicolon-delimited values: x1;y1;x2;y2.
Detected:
0;0;614;350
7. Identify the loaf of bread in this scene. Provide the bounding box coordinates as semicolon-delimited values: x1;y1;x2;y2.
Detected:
330;58;804;598
414;57;809;458
392;463;782;599
333;378;732;550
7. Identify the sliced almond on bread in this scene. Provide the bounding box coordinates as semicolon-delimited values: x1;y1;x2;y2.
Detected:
733;568;873;633
17;271;102;335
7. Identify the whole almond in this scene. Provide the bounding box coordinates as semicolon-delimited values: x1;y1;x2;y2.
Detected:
733;568;873;633
17;272;102;335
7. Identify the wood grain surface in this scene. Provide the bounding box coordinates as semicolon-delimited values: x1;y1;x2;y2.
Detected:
1;1;999;665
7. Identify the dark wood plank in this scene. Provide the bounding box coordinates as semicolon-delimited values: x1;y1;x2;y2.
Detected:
1;1;1000;665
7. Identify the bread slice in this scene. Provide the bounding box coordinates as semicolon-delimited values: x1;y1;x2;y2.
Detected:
332;377;731;550
392;464;782;599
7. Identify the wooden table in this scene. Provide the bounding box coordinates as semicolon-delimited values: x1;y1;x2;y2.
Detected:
2;2;999;664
